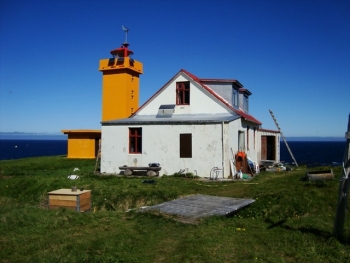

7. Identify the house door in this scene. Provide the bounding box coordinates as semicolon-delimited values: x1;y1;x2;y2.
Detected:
261;136;275;160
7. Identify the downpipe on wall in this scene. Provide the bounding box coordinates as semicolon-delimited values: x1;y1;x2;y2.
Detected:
222;121;225;178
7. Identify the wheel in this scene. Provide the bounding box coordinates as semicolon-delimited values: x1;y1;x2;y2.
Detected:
147;170;157;177
124;169;133;176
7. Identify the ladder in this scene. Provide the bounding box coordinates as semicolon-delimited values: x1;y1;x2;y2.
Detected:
269;109;298;167
94;141;101;174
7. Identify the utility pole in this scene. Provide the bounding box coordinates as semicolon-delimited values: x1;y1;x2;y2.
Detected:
269;109;298;167
334;113;350;241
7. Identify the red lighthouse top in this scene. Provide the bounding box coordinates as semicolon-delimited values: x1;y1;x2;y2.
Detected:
110;43;133;58
110;26;133;58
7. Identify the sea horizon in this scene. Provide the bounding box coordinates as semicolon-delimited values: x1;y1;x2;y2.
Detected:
0;135;346;165
0;132;346;141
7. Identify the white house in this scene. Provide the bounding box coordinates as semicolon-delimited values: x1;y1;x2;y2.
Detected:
100;69;280;177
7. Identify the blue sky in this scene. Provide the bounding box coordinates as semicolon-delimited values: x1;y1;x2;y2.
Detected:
0;0;349;137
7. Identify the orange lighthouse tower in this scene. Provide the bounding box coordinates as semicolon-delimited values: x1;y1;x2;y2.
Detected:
99;27;143;121
62;27;142;159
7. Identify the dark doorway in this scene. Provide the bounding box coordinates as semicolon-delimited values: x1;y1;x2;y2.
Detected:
261;136;276;160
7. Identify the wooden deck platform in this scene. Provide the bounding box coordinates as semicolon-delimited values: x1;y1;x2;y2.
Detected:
140;194;255;223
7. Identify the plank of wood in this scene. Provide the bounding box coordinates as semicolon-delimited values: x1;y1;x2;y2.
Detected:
307;170;334;181
308;173;334;181
49;200;76;207
49;195;76;201
119;166;161;171
48;189;91;196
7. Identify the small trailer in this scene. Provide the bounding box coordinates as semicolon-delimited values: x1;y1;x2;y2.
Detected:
119;164;161;176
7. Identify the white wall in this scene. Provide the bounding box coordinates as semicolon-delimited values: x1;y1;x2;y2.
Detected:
101;123;228;177
101;118;262;178
137;73;229;116
101;119;280;177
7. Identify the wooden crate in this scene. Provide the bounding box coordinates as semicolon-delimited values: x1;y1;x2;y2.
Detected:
306;169;334;181
48;189;91;212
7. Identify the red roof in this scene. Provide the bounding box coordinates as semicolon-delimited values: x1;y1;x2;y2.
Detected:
181;69;261;125
110;43;133;57
131;69;262;125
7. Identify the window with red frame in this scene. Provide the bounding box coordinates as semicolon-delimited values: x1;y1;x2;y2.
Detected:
176;81;190;105
129;128;142;153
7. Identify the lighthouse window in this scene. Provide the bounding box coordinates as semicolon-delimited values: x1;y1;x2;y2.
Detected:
108;58;115;66
176;81;190;105
129;128;142;154
116;57;124;66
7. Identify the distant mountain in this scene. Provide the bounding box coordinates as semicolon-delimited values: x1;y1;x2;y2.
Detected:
284;137;345;142
0;132;63;135
0;132;67;140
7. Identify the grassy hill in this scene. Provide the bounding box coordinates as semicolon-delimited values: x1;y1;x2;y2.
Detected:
0;156;349;262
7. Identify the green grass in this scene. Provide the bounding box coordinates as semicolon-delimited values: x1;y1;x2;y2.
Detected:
0;156;349;263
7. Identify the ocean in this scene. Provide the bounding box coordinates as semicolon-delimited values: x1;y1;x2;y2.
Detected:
0;139;67;161
0;135;347;166
0;134;67;161
280;141;345;167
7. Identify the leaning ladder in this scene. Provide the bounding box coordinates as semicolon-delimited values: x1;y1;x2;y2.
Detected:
269;109;298;167
94;141;101;174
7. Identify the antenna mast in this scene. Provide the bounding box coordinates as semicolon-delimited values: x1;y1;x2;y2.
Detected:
122;25;129;44
269;109;298;167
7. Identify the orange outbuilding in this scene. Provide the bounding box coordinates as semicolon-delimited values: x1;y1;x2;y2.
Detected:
61;130;101;159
